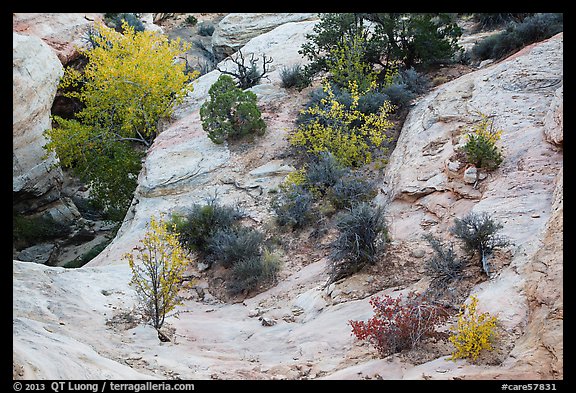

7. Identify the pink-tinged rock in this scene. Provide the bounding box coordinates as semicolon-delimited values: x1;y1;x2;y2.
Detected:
544;86;563;146
13;13;103;64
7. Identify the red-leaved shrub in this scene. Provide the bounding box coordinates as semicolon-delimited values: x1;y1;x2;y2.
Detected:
349;291;449;357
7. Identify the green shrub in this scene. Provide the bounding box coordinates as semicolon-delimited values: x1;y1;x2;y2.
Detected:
13;213;72;249
300;13;462;79
200;74;266;144
464;134;503;172
462;114;503;171
328;202;387;284
208;226;264;268
185;15;198;26
280;64;312;90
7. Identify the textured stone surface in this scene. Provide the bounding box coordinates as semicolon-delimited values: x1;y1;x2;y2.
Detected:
543;86;563;146
211;13;318;60
376;33;563;379
12;24;563;380
380;33;563;246
13;32;64;205
12;13;103;64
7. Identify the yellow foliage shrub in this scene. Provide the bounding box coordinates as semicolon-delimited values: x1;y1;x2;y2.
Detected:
123;215;193;330
60;20;198;142
467;113;503;145
289;80;394;168
280;167;307;191
448;295;498;361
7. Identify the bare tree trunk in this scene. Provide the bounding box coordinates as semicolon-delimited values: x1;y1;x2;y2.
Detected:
480;248;490;277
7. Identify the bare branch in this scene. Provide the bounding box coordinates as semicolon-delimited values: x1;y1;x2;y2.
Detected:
216;50;273;89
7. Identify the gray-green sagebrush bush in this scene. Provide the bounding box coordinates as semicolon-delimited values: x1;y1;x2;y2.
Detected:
327;202;388;284
271;184;317;230
169;198;280;295
208;226;264;268
228;249;281;295
470;13;563;62
423;234;466;298
451;211;509;276
170;198;243;254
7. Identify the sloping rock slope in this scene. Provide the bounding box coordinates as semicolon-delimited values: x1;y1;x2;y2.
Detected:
13;32;64;210
13;20;562;380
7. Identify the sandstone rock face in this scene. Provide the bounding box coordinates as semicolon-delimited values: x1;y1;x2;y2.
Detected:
12;261;154;379
138;13;164;33
380;33;563;245
211;13;318;60
544;85;563;146
377;32;563;379
12;13;103;64
152;13;175;23
13;32;64;208
503;167;563;378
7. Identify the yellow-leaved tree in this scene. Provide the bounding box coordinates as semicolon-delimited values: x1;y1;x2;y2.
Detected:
44;20;198;221
123;216;192;331
289;80;394;168
59;20;197;144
